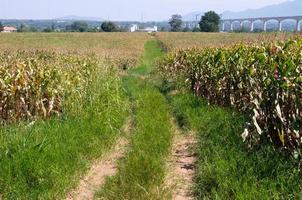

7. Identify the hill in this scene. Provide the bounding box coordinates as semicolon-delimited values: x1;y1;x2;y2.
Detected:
222;0;302;19
182;0;302;21
57;15;104;21
182;11;204;21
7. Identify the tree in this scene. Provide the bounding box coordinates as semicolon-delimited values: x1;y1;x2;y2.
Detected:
0;22;3;31
43;27;53;32
182;27;190;32
88;27;99;32
192;27;201;32
169;14;183;32
18;23;27;32
160;27;167;32
101;21;118;32
29;27;38;32
69;21;88;32
199;11;220;32
51;23;55;31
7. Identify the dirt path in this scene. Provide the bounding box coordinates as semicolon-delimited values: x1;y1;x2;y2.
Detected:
66;116;133;200
166;119;197;200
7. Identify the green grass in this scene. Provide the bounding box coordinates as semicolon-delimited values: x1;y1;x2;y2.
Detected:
129;40;164;75
96;40;172;199
168;92;302;199
0;64;129;199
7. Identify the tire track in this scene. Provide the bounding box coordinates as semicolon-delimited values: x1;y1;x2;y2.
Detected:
66;116;133;200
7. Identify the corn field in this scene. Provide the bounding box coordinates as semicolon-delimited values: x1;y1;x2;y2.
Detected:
0;33;149;69
155;32;292;51
0;50;98;123
159;38;302;152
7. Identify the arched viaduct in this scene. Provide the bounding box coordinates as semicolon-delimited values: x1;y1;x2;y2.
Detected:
221;16;302;32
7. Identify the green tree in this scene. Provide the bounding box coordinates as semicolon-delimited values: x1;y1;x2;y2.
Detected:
182;27;190;32
101;21;118;32
0;22;3;31
169;14;183;32
18;23;27;32
43;27;53;32
29;27;38;32
51;23;55;31
69;21;88;32
199;11;220;32
88;27;99;32
192;27;201;32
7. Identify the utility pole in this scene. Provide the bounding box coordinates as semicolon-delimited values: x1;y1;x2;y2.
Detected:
141;13;144;23
195;14;200;28
219;14;223;32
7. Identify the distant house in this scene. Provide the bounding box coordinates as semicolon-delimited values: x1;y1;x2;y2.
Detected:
1;26;17;33
142;26;158;33
130;25;158;33
130;24;139;32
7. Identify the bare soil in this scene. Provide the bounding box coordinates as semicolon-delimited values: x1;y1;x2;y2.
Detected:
166;119;197;200
66;117;133;200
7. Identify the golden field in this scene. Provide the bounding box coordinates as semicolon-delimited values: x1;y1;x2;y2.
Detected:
0;32;149;65
156;32;293;50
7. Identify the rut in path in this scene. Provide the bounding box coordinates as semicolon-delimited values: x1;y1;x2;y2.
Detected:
166;118;197;200
66;116;133;200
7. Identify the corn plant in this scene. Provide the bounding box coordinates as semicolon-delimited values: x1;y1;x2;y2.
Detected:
158;38;302;152
0;50;98;123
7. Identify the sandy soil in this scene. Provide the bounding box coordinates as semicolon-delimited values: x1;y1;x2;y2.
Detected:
166;119;197;200
66;117;133;200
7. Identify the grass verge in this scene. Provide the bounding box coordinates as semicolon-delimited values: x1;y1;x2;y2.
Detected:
168;92;302;199
0;63;128;200
129;39;164;76
96;40;172;199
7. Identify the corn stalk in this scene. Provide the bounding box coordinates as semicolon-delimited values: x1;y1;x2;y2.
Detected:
159;38;302;152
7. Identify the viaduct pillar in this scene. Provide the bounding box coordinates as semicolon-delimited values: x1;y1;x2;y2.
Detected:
297;20;301;31
279;21;283;31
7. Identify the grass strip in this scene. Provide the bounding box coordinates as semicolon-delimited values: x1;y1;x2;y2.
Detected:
168;92;302;199
129;39;164;76
96;40;172;199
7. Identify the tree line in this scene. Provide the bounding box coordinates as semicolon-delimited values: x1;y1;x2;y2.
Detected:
1;11;221;33
0;21;122;33
65;21;120;32
169;11;220;32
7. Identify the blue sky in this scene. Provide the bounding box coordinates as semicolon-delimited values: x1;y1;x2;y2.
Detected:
2;0;288;21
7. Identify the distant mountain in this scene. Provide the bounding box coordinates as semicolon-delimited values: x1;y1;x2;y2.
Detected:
182;0;302;21
56;15;103;21
222;0;302;19
182;11;204;21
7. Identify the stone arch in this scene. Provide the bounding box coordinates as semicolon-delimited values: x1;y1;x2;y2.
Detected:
240;20;252;32
220;21;228;32
221;21;232;32
263;19;279;32
230;20;241;31
251;19;264;32
279;18;297;31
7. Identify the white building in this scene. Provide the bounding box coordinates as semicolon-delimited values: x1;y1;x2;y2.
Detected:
144;26;158;33
129;24;158;33
130;24;139;32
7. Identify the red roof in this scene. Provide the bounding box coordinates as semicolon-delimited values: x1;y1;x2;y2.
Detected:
2;26;17;31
